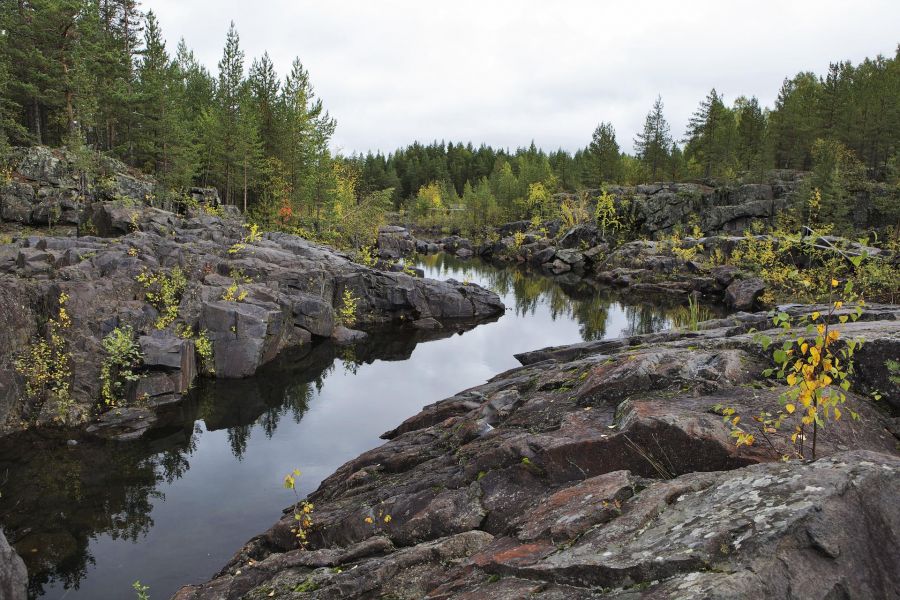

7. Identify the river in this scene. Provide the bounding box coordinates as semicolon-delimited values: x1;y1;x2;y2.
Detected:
0;254;703;599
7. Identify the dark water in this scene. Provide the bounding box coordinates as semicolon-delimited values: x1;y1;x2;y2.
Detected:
0;255;705;600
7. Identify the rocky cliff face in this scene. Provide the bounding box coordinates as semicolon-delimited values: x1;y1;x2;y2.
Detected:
173;308;900;599
560;172;894;237
0;199;504;439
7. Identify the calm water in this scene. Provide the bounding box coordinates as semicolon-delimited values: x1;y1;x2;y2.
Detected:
0;255;699;599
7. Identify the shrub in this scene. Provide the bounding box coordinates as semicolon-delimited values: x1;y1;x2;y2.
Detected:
335;288;360;328
100;326;143;407
15;292;73;422
721;281;865;460
136;267;187;329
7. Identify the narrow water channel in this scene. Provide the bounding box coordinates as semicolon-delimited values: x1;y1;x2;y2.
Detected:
0;255;699;599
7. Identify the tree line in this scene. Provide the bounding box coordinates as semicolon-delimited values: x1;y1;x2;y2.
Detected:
0;2;897;230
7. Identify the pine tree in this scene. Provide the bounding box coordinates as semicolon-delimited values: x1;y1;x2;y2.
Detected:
634;95;672;180
281;56;335;219
248;52;282;158
769;73;822;169
214;21;245;204
586;122;621;185
684;88;737;179
735;96;768;177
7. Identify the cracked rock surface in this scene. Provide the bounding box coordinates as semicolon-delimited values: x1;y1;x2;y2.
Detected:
173;309;900;599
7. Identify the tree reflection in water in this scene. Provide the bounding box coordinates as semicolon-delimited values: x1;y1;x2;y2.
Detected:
0;254;721;598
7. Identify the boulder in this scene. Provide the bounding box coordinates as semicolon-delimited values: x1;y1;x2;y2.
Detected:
725;277;766;310
558;223;600;250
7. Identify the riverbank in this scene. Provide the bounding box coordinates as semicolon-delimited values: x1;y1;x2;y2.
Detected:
174;304;900;599
0;201;504;441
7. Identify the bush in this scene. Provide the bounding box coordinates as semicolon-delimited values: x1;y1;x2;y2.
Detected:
100;326;143;407
15;292;73;422
136;267;187;329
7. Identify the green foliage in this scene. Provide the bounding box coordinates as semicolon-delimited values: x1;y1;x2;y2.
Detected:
671;293;711;332
725;226;898;304
726;284;864;460
15;292;73;423
634;95;673;180
194;329;214;374
335;288;359;328
560;192;592;229
136;267;187;329
100;326;143;407
684;88;738;180
803;139;866;232
133;580;151;600
594;188;621;238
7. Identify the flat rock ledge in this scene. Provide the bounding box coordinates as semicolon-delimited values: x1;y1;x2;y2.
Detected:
173;309;900;599
0;202;504;438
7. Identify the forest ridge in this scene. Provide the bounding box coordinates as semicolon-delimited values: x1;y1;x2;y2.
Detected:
0;2;898;226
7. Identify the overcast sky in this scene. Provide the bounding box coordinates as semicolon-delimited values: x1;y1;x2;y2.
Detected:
148;0;899;156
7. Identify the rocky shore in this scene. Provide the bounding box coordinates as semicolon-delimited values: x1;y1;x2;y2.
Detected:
376;176;897;312
173;306;900;599
0;203;503;439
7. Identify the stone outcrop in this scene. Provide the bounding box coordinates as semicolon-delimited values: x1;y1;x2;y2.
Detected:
0;201;503;439
0;530;27;600
172;307;900;599
0;146;223;229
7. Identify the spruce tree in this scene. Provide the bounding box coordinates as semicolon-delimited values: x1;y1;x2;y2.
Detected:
634;95;672;180
586;122;621;185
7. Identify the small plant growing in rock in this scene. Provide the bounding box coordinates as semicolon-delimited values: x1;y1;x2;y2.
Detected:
355;245;378;267
221;281;248;302
194;330;214;374
136;267;187;329
722;279;865;460
594;188;621;239
363;505;393;532
15;292;73;422
335;288;359;328
100;326;143;407
227;222;262;255
176;325;215;375
512;231;526;249
283;469;314;548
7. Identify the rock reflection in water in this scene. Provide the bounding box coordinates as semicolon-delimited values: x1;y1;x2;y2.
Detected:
0;254;706;600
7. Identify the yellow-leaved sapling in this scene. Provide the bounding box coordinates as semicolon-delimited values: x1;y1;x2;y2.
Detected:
721;278;865;460
283;469;314;548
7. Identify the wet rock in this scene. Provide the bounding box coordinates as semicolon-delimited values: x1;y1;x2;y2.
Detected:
725;277;765;310
332;326;368;346
181;312;900;599
0;530;27;600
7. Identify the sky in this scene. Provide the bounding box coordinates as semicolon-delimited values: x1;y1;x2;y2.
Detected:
148;0;899;156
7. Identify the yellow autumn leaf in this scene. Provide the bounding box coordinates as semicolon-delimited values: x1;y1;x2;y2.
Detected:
786;373;798;386
732;416;740;426
785;403;795;414
834;407;841;420
831;278;839;287
834;301;843;309
811;311;820;320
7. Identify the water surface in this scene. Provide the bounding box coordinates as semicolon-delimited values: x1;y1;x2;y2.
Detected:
0;255;698;599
